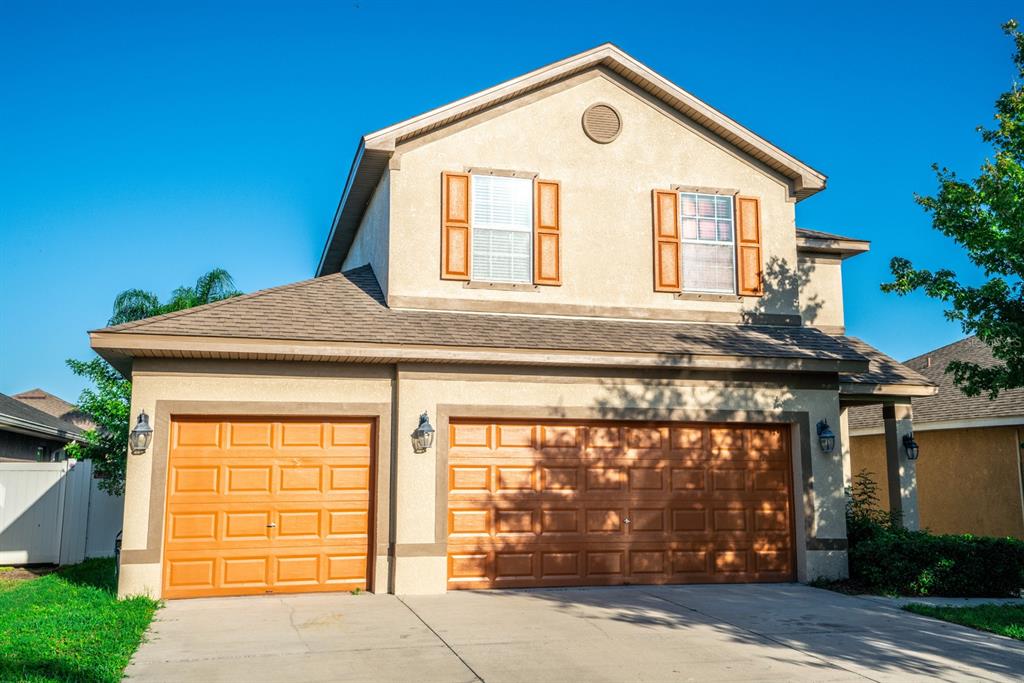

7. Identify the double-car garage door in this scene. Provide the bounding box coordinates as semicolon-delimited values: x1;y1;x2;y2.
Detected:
161;416;794;598
446;420;795;589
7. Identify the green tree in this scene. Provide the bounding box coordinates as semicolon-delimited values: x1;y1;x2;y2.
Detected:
883;20;1024;398
108;267;241;325
67;268;242;494
65;358;132;495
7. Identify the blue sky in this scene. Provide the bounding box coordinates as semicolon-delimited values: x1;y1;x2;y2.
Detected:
1;1;1018;401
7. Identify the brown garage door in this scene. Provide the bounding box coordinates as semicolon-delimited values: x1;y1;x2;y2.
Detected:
163;417;373;599
447;420;794;589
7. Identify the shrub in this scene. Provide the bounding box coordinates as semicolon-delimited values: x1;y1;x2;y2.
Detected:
845;470;1024;597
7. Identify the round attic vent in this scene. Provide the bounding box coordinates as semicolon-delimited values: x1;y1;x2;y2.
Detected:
582;103;621;143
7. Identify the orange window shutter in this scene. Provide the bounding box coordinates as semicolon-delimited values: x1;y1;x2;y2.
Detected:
652;190;681;292
534;179;561;285
441;172;471;280
736;196;763;296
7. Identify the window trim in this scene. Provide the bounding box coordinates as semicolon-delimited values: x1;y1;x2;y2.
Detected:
468;171;536;285
678;190;738;295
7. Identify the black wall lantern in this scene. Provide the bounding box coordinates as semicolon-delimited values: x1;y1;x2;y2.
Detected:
411;412;435;454
816;419;836;455
903;433;920;460
129;411;154;455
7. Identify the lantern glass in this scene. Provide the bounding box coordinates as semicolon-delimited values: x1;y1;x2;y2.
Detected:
129;411;154;455
816;419;836;454
903;433;920;460
411;412;435;454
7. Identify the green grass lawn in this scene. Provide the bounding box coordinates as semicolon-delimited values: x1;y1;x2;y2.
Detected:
0;558;158;682
904;603;1024;641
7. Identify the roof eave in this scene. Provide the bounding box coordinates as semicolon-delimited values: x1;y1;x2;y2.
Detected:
91;331;868;376
797;236;871;259
0;413;85;442
838;382;938;398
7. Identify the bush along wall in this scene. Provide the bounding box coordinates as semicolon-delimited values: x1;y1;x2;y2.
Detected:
846;471;1024;597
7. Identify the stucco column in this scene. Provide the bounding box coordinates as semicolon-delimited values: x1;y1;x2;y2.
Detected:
839;406;852;494
883;402;919;530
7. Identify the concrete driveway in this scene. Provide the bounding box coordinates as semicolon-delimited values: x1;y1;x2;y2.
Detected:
126;584;1024;682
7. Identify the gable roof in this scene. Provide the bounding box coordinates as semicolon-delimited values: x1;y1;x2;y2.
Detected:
0;392;85;443
13;388;94;431
93;265;872;375
317;43;828;276
848;336;1023;432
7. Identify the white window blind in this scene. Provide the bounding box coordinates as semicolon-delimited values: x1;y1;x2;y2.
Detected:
680;192;736;293
471;175;533;283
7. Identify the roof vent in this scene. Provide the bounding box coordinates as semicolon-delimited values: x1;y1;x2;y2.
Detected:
582;103;621;144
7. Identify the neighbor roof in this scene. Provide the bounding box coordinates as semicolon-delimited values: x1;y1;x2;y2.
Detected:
0;392;85;442
317;43;828;276
13;388;94;431
848;336;1023;431
93;265;873;375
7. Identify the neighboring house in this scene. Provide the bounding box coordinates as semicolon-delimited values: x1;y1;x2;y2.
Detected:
13;388;95;432
90;44;934;600
849;337;1024;538
0;390;123;565
0;392;85;462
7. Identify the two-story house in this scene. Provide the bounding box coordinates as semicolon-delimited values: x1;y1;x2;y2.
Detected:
92;44;934;600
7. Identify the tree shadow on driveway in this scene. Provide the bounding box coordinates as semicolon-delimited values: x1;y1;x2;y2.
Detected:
405;583;1024;681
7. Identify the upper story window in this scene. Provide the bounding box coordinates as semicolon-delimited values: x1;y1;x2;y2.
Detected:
680;192;735;294
471;174;533;284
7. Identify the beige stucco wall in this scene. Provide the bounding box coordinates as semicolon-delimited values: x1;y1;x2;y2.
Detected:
342;168;391;298
797;254;845;332
117;359;394;599
850;427;1024;538
392;364;848;592
387;70;803;322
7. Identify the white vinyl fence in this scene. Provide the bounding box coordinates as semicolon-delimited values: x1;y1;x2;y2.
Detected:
0;459;123;565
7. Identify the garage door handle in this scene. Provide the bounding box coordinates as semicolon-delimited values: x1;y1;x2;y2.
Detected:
266;523;277;528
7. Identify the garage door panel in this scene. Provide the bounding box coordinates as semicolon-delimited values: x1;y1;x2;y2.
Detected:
494;424;535;448
448;419;794;589
164;417;373;599
540;424;581;449
170;466;220;496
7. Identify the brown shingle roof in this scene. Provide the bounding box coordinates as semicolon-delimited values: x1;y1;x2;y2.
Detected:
13;388;94;431
848;336;1023;431
796;227;866;243
838;336;934;387
97;266;869;366
0;392;85;440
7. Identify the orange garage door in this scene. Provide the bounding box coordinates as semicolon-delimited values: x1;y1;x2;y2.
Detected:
447;420;794;589
163;417;373;599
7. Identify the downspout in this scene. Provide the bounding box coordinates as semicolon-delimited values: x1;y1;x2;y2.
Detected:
1016;427;1024;534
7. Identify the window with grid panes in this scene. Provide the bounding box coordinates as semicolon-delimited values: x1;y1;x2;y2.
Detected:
680;192;736;293
470;175;533;283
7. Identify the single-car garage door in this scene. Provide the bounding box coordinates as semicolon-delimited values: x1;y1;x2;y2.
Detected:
447;420;794;589
163;417;373;599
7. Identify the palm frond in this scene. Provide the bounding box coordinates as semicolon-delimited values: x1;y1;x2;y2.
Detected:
166;285;199;313
109;289;161;325
194;268;240;304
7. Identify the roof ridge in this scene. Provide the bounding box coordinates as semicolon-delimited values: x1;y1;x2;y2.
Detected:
903;335;977;365
94;269;355;334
